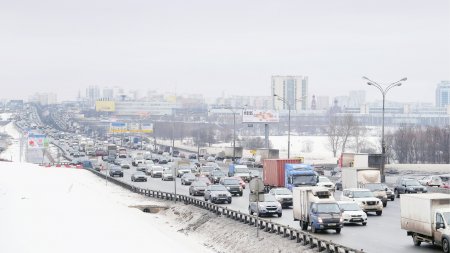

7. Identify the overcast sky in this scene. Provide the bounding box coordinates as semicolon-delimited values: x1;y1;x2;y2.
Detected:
1;0;449;103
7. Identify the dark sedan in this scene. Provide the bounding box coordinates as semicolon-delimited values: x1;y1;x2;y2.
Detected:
181;173;196;185
189;181;207;196
109;166;124;177
209;170;226;184
131;172;147;182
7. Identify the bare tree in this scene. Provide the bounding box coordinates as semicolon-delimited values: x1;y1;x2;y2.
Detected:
339;114;359;154
326;115;342;157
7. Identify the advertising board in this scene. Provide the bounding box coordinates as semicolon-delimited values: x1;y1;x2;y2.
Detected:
242;109;279;123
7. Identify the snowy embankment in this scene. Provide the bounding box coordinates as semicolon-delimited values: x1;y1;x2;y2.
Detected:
0;162;212;253
0;122;22;162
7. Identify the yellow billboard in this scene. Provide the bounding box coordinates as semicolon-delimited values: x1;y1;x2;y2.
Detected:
96;101;116;112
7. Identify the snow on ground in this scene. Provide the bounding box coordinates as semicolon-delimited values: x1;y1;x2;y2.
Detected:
0;162;213;253
0;122;23;162
0;113;12;121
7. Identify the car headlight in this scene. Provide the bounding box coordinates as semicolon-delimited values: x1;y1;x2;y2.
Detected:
423;188;428;192
239;186;242;190
318;217;323;223
340;217;344;223
408;187;414;191
361;201;366;205
226;186;230;190
258;204;265;209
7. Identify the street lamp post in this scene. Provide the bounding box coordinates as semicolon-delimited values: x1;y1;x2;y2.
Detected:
363;76;407;183
273;94;292;159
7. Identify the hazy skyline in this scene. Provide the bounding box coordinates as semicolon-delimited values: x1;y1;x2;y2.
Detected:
1;0;449;103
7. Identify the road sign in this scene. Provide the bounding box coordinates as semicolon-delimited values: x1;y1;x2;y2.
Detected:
249;178;265;193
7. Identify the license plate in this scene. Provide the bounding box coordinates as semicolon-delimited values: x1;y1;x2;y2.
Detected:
328;223;336;226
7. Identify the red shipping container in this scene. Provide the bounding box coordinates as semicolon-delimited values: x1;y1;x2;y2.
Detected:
263;159;302;187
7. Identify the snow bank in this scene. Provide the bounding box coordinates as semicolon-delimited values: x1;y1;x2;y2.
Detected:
0;162;212;253
0;122;23;162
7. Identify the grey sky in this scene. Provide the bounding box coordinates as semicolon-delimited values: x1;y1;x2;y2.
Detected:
1;0;449;103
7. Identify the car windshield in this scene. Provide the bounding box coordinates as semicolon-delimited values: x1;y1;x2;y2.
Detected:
210;185;227;191
352;191;374;198
317;203;341;213
134;172;144;176
365;184;384;191
263;194;277;202
192;181;207;187
273;188;291;195
404;180;421;186
443;212;450;225
212;171;225;176
153;167;163;171
164;170;173;174
183;174;195;179
319;177;331;183
235;167;249;173
292;175;317;186
222;179;240;185
339;203;361;211
201;166;213;172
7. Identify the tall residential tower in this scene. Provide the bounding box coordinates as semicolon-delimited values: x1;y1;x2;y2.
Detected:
271;75;308;111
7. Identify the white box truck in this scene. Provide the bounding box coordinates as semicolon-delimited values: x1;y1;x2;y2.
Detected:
293;187;343;234
400;193;450;252
341;167;381;189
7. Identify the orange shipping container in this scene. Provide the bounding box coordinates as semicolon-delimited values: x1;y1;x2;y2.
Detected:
263;159;302;187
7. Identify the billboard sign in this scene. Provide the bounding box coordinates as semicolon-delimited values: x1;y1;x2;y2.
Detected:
109;122;127;133
242;110;279;123
141;123;154;133
27;133;49;149
95;101;116;112
109;122;154;133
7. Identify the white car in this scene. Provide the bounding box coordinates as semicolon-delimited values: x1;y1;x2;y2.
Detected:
150;165;164;178
340;188;383;216
162;169;174;181
337;201;367;226
317;176;335;191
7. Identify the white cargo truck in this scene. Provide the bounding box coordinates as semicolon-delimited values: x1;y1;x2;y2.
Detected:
400;193;450;252
341;167;381;189
293;187;343;234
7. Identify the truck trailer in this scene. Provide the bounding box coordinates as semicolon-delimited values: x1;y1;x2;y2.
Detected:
401;193;450;252
293;187;343;233
263;159;318;191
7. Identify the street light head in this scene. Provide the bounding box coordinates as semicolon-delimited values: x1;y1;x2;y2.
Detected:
397;83;402;87
400;77;407;82
362;76;370;81
273;94;278;97
367;82;373;86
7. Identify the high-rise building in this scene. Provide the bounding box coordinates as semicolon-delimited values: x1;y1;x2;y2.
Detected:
271;75;308;111
86;85;100;102
436;81;450;107
348;90;366;107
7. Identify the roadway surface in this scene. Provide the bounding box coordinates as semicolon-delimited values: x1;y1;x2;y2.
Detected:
93;151;443;253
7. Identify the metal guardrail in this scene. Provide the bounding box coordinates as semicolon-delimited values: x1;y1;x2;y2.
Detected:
85;168;364;253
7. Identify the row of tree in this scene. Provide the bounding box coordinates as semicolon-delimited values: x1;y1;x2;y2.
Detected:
386;125;450;164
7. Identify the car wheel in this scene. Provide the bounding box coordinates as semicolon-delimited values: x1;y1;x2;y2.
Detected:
335;228;341;234
376;211;382;216
413;234;422;247
228;199;232;204
249;207;253;215
442;238;449;253
391;196;395;201
395;189;400;198
239;192;243;197
383;202;387;207
277;213;282;218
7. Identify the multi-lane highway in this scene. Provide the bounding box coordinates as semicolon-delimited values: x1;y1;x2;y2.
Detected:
92;151;442;253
